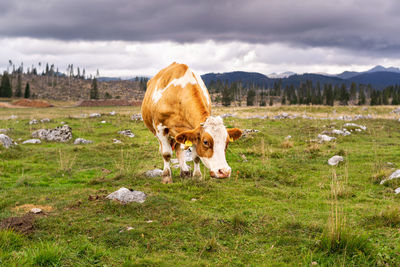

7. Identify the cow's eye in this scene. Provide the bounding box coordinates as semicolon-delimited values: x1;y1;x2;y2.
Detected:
203;140;208;146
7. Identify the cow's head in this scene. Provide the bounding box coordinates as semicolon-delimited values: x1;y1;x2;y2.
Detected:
175;116;242;178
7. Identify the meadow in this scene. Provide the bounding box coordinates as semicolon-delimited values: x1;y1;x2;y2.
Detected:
1;105;400;266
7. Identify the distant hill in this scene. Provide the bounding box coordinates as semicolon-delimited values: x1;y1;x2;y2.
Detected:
201;65;400;90
201;71;273;87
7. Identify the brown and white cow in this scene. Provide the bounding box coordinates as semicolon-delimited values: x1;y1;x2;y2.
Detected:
141;62;242;184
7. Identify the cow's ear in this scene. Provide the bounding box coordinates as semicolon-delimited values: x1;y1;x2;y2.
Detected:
175;128;199;145
227;128;242;142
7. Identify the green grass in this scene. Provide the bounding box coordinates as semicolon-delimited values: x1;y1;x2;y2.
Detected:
1;106;400;265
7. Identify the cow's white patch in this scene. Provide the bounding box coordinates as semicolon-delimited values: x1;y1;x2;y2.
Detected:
199;116;230;175
155;123;172;155
193;71;210;105
152;68;197;104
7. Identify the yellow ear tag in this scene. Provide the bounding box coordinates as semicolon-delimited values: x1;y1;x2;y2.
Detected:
184;140;193;147
229;137;234;142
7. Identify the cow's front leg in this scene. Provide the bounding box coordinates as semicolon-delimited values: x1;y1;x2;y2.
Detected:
161;153;172;184
176;145;191;178
193;156;202;180
156;124;173;184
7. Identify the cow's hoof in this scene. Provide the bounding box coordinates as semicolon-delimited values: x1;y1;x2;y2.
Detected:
193;170;203;180
161;176;173;184
180;170;192;178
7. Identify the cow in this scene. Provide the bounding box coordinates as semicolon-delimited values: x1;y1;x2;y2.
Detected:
141;63;242;184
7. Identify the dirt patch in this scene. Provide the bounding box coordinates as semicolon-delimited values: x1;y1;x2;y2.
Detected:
0;214;36;234
12;99;54;108
76;99;142;107
13;204;53;213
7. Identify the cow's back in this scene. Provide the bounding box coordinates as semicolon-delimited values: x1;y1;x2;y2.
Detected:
141;63;211;137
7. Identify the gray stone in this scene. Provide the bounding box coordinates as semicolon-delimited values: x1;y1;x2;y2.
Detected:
30;208;42;214
89;113;101;118
118;130;135;138
343;123;367;131
0;134;14;148
328;155;344;166
74;138;93;145
112;139;122;144
0;129;10;133
32;125;72;142
106;187;146;204
109;111;116;116
22;139;41;144
131;114;143;121
395;188;400;194
40;118;51;123
29;119;38;125
318;134;336;143
221;113;237;119
380;169;400;185
145;169;163;178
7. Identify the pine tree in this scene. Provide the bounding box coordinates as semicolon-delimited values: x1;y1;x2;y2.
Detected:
247;90;256;106
0;72;12;97
358;87;366;105
350;82;357;102
339;83;349;105
90;78;99;99
221;85;231;106
325;84;334;106
24;82;30;98
15;73;22;97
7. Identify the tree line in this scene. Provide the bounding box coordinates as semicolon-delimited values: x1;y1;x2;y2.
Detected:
208;79;400;106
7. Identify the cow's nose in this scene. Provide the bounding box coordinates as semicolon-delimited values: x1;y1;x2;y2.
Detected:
217;168;231;178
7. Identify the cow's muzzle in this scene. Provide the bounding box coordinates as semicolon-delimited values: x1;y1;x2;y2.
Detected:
210;168;231;179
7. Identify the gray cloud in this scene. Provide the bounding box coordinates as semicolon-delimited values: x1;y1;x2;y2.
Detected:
1;0;400;55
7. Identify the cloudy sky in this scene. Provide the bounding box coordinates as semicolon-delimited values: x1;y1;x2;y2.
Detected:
1;0;400;77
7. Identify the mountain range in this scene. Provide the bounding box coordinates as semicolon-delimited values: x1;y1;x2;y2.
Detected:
200;65;400;90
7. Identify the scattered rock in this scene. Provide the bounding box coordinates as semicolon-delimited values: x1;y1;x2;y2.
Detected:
0;128;10;133
285;135;292;140
127;226;134;231
191;198;197;202
74;138;93;145
221;113;237;119
246;115;267;119
22;139;41;144
146;220;153;223
29;119;38;125
393;108;400;114
30;208;42;214
40;118;51;123
109;111;116;116
118;130;135;138
317;134;336;143
242;129;260;138
328;155;344;166
0;134;15;148
112;139;122;144
145;169;163;178
106;187;146;204
131;114;143;121
60;121;66;125
380;169;400;185
101;120;106;123
274;113;289;119
343;123;367;131
89;113;101;118
331;129;351;136
9;115;18;120
32;125;72;142
395;188;400;194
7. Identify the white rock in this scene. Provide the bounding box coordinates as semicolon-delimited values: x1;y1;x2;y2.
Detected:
146;220;153;223
30;208;42;214
145;169;163;178
40;118;51;123
0;134;14;148
109;111;116;116
126;226;134;231
0;129;9;133
118;130;135;138
9;115;17;120
380;169;400;185
343;123;367;131
395;188;400;194
89;113;101;118
112;139;122;144
318;134;336;143
74;138;93;145
331;129;351;136
22;139;41;144
106;187;146;204
131;114;143;121
328;155;344;166
32;125;72;142
285;135;292;140
101;120;106;123
29;119;38;125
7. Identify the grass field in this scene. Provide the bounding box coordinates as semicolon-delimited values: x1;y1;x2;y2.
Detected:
1;105;400;266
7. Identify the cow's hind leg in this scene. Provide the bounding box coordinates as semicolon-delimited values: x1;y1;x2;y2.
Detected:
176;145;191;178
156;124;173;184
